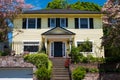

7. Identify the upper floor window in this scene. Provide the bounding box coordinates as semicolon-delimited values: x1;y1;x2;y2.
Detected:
75;18;94;29
50;18;56;28
22;18;41;29
48;18;68;28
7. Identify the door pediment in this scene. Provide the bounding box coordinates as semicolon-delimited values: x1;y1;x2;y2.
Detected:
42;27;75;35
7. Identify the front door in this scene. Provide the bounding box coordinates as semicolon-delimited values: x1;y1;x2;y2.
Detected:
54;42;62;57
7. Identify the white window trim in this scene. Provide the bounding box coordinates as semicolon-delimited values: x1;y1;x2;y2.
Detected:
60;18;66;28
50;18;56;28
26;18;37;29
79;18;90;29
22;40;40;53
75;40;94;53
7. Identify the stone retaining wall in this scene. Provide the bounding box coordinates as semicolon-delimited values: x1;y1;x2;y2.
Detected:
70;63;120;80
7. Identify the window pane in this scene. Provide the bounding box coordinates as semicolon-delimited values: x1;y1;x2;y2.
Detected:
80;18;88;28
28;18;36;28
50;18;56;28
24;46;39;52
77;41;92;52
60;18;66;27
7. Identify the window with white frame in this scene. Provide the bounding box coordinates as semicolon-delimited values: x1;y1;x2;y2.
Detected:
79;18;89;28
48;18;68;28
28;18;36;28
77;41;93;52
23;42;39;52
75;18;93;29
22;18;41;29
60;18;66;27
50;18;56;28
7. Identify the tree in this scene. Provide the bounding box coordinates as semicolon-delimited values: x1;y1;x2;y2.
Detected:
46;0;101;11
0;0;32;42
102;0;120;57
70;1;101;11
46;0;68;9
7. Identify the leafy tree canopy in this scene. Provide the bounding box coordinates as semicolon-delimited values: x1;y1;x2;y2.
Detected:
46;0;101;11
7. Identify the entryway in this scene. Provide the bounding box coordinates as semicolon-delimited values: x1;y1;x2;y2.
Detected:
51;41;66;58
54;42;62;57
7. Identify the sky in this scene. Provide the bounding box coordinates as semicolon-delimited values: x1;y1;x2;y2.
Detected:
25;0;107;10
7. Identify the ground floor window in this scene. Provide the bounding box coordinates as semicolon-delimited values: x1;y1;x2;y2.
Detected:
23;41;39;53
77;41;93;52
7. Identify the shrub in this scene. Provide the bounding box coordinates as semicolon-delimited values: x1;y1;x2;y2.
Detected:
48;60;53;71
24;53;48;68
71;46;83;63
35;67;51;80
72;67;86;80
0;51;8;56
24;53;53;80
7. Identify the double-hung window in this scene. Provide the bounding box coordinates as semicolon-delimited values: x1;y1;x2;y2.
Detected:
60;18;66;28
22;18;41;29
50;18;56;28
48;18;68;28
75;18;93;29
23;41;39;53
79;18;89;28
28;18;36;28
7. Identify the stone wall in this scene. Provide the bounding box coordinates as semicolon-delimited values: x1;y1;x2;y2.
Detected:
84;73;120;80
70;63;120;80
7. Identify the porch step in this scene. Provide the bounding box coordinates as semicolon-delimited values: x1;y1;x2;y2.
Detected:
50;58;70;80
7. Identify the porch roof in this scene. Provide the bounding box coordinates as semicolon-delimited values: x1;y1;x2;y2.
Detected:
42;27;75;35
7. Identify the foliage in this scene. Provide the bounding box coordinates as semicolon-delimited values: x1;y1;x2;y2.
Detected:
102;0;120;57
64;58;70;68
46;0;101;11
105;57;120;63
78;40;92;52
24;53;53;80
24;53;49;68
0;51;9;56
71;46;83;63
86;68;99;73
72;66;86;80
0;0;32;42
35;67;51;80
70;1;101;11
46;0;68;9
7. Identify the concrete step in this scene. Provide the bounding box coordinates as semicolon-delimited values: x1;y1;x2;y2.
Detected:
51;58;70;80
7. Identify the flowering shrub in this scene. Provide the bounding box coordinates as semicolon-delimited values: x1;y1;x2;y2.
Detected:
64;58;70;68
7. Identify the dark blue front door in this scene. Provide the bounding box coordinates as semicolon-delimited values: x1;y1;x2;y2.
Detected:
54;42;62;57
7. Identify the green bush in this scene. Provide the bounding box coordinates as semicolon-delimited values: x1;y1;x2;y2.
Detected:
24;53;48;68
0;51;8;56
72;67;86;80
35;67;51;80
71;46;83;63
48;60;53;71
24;53;53;80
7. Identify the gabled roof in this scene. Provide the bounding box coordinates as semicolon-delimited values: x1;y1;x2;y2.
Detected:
42;27;75;35
23;9;101;14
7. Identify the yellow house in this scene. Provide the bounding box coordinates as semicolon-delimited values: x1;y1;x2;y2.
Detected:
12;9;104;58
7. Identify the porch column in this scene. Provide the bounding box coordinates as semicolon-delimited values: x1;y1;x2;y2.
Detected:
45;38;47;50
